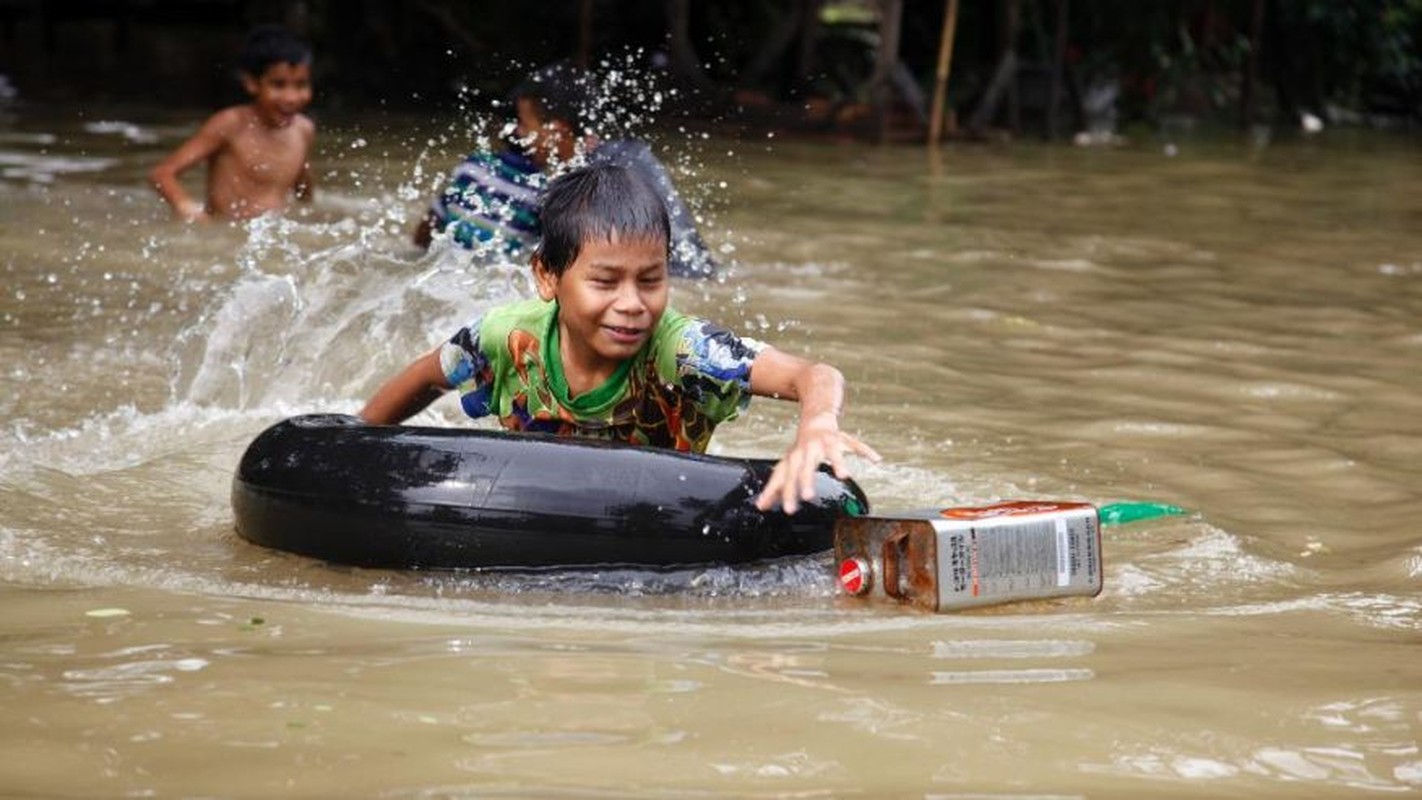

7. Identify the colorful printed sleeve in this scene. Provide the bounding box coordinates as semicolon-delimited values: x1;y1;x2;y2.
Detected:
674;319;766;425
438;317;495;419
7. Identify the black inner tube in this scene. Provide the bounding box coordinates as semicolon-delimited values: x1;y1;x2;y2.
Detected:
232;414;869;570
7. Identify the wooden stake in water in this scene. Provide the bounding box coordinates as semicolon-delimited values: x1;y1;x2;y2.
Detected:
927;0;961;147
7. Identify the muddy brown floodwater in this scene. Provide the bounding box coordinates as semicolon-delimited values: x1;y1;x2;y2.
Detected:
2;107;1420;797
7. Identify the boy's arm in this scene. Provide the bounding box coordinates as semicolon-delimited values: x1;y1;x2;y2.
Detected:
294;161;315;203
412;211;437;249
148;111;234;221
748;347;880;514
293;118;316;203
359;349;452;424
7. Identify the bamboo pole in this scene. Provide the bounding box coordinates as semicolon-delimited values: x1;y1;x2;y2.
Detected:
578;0;593;68
927;0;960;147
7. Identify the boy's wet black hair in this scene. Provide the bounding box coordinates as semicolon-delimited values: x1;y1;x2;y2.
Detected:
238;25;312;77
509;61;592;132
535;163;670;276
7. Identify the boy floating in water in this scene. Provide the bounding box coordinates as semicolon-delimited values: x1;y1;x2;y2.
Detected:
410;64;571;253
364;162;877;513
417;62;717;278
149;25;315;222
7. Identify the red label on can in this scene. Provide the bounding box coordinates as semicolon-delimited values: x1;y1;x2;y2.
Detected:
940;500;1092;521
838;557;871;595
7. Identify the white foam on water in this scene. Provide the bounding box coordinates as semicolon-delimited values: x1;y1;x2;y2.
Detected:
1116;523;1298;592
82;120;159;144
0;151;117;182
1328;591;1422;632
301;591;1121;640
931;639;1096;659
929;668;1095;685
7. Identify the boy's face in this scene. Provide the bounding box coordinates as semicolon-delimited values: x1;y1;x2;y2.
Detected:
241;61;313;127
514;97;575;168
534;234;669;377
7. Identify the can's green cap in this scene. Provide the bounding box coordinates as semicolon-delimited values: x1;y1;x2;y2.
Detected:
1099;501;1189;526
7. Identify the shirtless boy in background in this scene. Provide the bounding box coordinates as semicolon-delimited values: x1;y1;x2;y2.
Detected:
150;25;315;221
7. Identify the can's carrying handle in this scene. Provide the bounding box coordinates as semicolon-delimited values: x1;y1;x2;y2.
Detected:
881;529;909;599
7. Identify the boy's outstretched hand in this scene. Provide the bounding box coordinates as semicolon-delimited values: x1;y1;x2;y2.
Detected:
755;410;880;514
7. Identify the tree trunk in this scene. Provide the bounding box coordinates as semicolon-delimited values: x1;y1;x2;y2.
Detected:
969;0;1021;135
1240;0;1265;128
1004;0;1021;135
872;0;904;143
794;0;823;94
744;2;804;86
666;0;715;91
1046;0;1069;139
1264;0;1300;122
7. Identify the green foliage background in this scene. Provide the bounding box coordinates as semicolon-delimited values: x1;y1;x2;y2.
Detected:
1;0;1417;130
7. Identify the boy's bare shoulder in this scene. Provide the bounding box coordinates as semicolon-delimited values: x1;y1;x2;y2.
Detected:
200;105;253;136
293;113;316;142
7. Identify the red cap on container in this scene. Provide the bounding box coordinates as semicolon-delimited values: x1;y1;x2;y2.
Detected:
838;557;871;595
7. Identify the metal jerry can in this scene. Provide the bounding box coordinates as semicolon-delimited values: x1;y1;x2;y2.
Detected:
833;501;1103;612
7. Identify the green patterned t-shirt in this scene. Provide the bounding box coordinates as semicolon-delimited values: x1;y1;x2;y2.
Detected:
438;298;764;453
